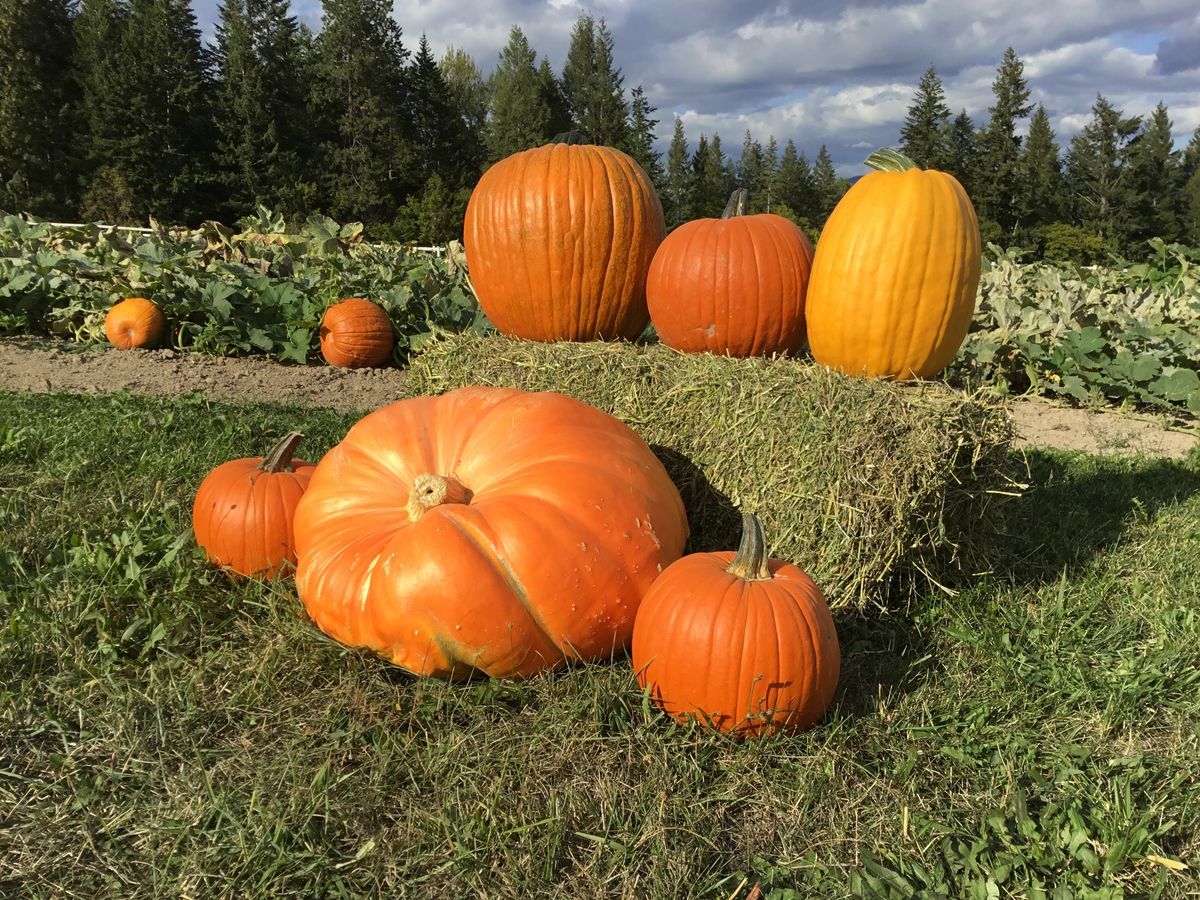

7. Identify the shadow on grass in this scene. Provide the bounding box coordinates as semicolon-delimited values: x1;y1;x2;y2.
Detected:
651;445;743;554
976;447;1200;587
830;605;932;720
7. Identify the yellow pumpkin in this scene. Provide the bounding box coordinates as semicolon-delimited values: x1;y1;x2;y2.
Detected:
805;149;981;379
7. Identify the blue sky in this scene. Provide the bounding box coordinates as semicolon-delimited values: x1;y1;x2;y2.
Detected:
193;0;1200;174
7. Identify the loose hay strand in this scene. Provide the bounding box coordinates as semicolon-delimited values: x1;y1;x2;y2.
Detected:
406;335;1017;609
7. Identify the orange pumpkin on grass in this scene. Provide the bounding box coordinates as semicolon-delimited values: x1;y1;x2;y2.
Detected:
293;386;688;679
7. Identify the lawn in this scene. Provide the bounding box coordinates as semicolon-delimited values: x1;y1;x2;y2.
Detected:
1;390;1197;898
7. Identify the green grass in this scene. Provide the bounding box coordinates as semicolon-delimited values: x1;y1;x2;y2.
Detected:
1;390;1197;898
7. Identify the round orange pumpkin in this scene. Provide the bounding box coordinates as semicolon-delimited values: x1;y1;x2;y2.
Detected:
319;298;394;368
192;432;316;578
646;190;814;357
104;297;167;350
292;386;689;680
806;148;981;379
632;513;840;738
463;134;665;342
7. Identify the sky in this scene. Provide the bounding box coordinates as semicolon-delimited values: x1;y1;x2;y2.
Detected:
193;0;1200;175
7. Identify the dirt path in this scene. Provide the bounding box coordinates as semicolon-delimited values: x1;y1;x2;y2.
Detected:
2;339;1196;460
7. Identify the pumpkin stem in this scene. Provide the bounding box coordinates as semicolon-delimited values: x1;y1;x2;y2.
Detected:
407;473;473;521
864;148;919;173
726;513;773;581
721;189;749;219
258;432;304;473
550;130;588;146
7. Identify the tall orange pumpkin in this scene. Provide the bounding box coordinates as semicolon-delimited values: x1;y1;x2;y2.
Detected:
319;298;394;368
463;134;665;342
632;514;840;738
105;297;167;350
293;386;689;679
806;149;981;379
646;190;814;357
192;432;316;578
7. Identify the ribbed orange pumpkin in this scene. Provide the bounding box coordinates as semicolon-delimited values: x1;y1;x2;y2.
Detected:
647;190;814;357
293;386;689;679
463;134;665;342
806;148;981;379
192;432;316;578
319;298;394;368
104;297;166;350
632;514;840;738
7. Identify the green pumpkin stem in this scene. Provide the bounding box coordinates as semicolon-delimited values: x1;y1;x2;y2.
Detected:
721;189;749;219
258;432;304;473
864;147;919;173
550;131;589;146
726;513;772;581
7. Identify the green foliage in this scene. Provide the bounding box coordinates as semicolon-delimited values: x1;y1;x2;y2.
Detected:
485;27;551;161
955;240;1200;413
0;212;486;360
561;13;628;147
899;65;951;170
974;47;1033;237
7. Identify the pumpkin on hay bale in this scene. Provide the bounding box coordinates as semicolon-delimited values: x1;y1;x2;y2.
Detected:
406;334;1019;610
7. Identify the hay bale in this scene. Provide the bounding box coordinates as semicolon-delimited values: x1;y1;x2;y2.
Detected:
407;335;1017;609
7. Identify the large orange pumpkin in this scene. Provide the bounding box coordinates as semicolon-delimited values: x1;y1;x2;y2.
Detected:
463;134;665;342
646;190;814;357
632;514;840;738
104;297;167;350
293;386;689;679
806;148;981;379
319;298;394;368
192;432;316;578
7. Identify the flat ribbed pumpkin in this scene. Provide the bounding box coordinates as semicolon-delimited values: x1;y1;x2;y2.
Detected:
293;386;689;679
647;190;814;356
806;149;981;379
632;514;840;738
319;298;394;368
104;297;166;350
463;134;665;342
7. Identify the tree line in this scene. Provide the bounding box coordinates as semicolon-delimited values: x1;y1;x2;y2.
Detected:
1;1;1198;260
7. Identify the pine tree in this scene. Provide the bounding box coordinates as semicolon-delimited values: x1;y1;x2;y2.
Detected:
944;110;977;201
813;145;844;226
1126;102;1181;246
537;58;571;137
213;0;312;221
623;85;662;186
1065;94;1141;251
74;0;134;221
409;34;480;190
692;133;730;216
561;14;627;146
663;115;690;227
1182;126;1200;246
0;0;77;217
309;0;411;224
976;47;1033;237
486;26;550;160
737;131;765;210
1017;104;1065;237
899;65;950;170
762;136;778;210
439;46;489;137
773;140;816;225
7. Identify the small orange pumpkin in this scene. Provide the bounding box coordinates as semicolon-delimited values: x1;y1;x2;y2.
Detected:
319;298;394;368
805;148;981;379
293;386;689;679
646;190;814;357
632;513;840;738
104;297;167;350
464;133;665;342
192;432;316;578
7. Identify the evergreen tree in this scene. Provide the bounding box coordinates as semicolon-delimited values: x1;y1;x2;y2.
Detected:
773;140;816;225
762;136;778;210
0;0;77;217
537;58;571;137
813;144;844;226
976;47;1033;236
213;0;312;221
736;130;765;210
690;133;730;216
1065;94;1141;250
439;46;489;137
1182;126;1200;246
310;0;412;224
486;26;550;160
1126;102;1180;246
624;85;663;185
663;115;690;227
561;13;627;146
409;34;480;190
1017;104;1065;237
81;0;214;223
899;65;951;170
944;109;977;201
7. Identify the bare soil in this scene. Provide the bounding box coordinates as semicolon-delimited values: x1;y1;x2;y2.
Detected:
2;338;1196;459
